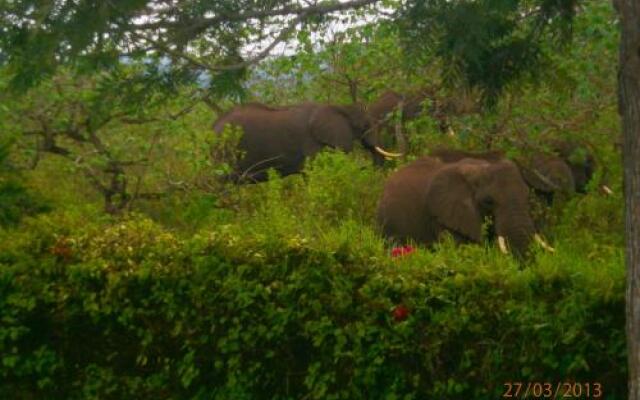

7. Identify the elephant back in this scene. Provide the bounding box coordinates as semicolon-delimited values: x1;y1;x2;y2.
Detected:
429;148;506;163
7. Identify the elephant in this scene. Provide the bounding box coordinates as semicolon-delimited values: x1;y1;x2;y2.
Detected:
377;155;552;257
549;140;596;194
429;142;601;204
367;90;430;153
368;88;478;141
517;153;577;205
212;102;401;182
367;90;437;156
368;90;427;125
514;140;603;206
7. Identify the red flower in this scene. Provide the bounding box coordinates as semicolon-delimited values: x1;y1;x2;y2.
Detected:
392;305;410;322
50;237;73;262
391;245;415;258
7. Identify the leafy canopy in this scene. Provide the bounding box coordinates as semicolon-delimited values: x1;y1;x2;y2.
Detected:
0;0;381;91
396;0;577;105
1;0;578;104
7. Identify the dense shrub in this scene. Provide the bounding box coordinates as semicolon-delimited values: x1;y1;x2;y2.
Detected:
0;215;626;399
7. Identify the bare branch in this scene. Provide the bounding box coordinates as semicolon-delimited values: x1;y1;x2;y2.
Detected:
131;11;307;73
113;0;381;72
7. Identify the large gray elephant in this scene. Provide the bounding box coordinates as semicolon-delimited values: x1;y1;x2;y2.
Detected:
212;102;401;182
377;155;552;256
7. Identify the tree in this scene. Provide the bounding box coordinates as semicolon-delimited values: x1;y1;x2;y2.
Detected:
0;0;382;90
2;66;205;214
614;0;640;397
396;0;577;107
0;140;49;226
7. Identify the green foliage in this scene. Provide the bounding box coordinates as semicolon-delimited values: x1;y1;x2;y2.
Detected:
397;0;577;106
0;213;626;399
208;123;246;178
250;22;434;106
0;179;49;228
303;151;384;224
0;0;367;97
4;66;219;213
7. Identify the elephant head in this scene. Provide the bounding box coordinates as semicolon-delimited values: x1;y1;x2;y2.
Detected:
367;90;431;154
311;103;401;166
378;156;551;257
368;91;405;123
518;154;576;201
517;141;599;203
368;90;429;123
331;103;376;150
426;158;537;256
551;140;596;193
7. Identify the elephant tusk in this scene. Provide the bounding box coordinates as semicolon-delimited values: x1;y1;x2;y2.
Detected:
534;234;555;253
530;168;561;191
601;185;614;195
447;127;456;137
375;146;403;158
497;236;509;254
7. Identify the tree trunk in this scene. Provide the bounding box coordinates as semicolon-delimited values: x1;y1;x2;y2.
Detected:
615;0;640;398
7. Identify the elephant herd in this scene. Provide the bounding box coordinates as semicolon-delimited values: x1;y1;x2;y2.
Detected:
212;93;609;258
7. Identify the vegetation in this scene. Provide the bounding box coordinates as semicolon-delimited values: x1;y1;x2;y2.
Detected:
0;0;627;398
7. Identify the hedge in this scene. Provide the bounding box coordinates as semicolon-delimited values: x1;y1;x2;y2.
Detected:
0;216;626;399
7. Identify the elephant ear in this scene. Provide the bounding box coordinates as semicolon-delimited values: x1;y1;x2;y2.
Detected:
309;106;355;150
425;166;483;242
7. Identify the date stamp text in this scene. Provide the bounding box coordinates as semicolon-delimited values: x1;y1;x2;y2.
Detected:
502;382;603;398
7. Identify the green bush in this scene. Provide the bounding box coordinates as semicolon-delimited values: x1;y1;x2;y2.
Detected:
303;150;384;224
0;215;626;399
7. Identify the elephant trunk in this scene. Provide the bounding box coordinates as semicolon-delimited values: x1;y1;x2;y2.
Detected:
495;203;536;257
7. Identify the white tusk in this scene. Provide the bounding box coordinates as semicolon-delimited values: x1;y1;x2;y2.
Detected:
601;185;613;195
531;168;561;191
447;127;456;137
534;234;555;253
497;236;509;254
374;146;403;158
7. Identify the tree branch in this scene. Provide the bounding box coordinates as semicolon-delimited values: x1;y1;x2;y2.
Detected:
130;0;380;32
130;10;308;73
115;0;381;72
